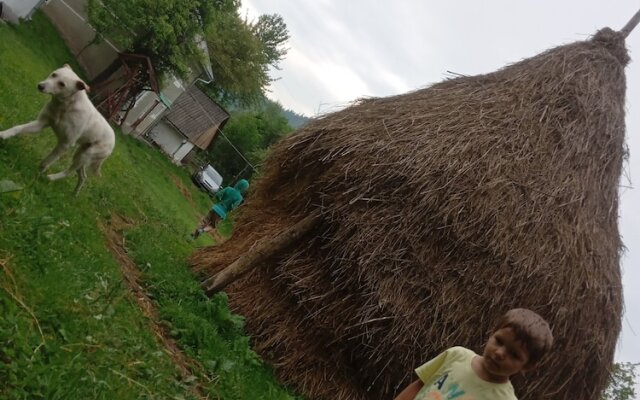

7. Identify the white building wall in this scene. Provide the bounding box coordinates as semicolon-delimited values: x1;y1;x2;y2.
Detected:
149;121;183;154
41;0;119;80
3;0;44;18
149;121;194;164
172;141;195;163
120;91;166;135
135;101;167;135
121;76;186;136
148;120;194;163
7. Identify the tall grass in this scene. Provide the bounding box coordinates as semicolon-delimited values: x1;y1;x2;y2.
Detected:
0;13;300;400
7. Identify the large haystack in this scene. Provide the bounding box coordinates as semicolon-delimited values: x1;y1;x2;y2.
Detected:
191;28;630;399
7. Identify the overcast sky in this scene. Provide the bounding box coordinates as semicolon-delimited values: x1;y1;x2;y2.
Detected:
242;0;640;369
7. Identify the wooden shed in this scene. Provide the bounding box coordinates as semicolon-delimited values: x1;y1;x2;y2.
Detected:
148;85;230;164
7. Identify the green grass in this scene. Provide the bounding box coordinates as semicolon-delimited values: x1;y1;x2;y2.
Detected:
0;13;300;400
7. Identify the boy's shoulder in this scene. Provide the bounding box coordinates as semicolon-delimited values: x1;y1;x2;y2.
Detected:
443;345;477;360
445;347;517;395
418;346;516;400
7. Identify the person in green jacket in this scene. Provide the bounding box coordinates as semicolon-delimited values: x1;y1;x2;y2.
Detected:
191;179;249;239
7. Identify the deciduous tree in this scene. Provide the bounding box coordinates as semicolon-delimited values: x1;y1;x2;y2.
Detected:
203;10;270;106
207;100;293;181
250;14;290;68
203;11;290;106
602;362;639;400
88;0;237;78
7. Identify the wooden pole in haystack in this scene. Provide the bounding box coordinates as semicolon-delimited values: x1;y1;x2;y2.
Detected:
191;10;637;400
620;8;640;37
202;213;319;294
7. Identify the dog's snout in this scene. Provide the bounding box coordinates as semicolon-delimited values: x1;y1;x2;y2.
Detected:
37;83;45;92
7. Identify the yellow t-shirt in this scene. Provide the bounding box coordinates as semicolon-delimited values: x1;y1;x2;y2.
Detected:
413;346;517;400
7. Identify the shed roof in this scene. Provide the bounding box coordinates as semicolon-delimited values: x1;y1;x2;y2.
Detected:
164;85;229;150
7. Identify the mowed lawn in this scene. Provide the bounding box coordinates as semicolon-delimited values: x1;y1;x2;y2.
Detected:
0;14;299;400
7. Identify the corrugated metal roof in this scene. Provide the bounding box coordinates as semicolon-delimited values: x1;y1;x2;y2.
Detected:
164;85;229;150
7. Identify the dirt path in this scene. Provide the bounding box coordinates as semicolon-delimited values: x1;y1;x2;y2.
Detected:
169;174;199;217
99;214;208;399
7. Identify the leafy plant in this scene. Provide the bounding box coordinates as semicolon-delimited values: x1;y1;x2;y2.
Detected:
602;362;639;400
87;0;234;78
206;99;293;181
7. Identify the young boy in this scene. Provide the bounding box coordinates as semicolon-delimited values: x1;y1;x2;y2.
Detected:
394;308;553;400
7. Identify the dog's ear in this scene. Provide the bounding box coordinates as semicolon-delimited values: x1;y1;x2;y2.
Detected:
76;80;90;92
63;63;71;69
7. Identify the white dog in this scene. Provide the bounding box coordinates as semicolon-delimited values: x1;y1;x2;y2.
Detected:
0;64;115;194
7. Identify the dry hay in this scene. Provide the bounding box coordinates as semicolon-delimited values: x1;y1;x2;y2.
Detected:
191;28;629;399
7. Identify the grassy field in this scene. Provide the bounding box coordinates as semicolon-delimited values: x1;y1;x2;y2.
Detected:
0;14;299;400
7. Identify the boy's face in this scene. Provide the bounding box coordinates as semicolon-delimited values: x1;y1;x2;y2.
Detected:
481;327;531;380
